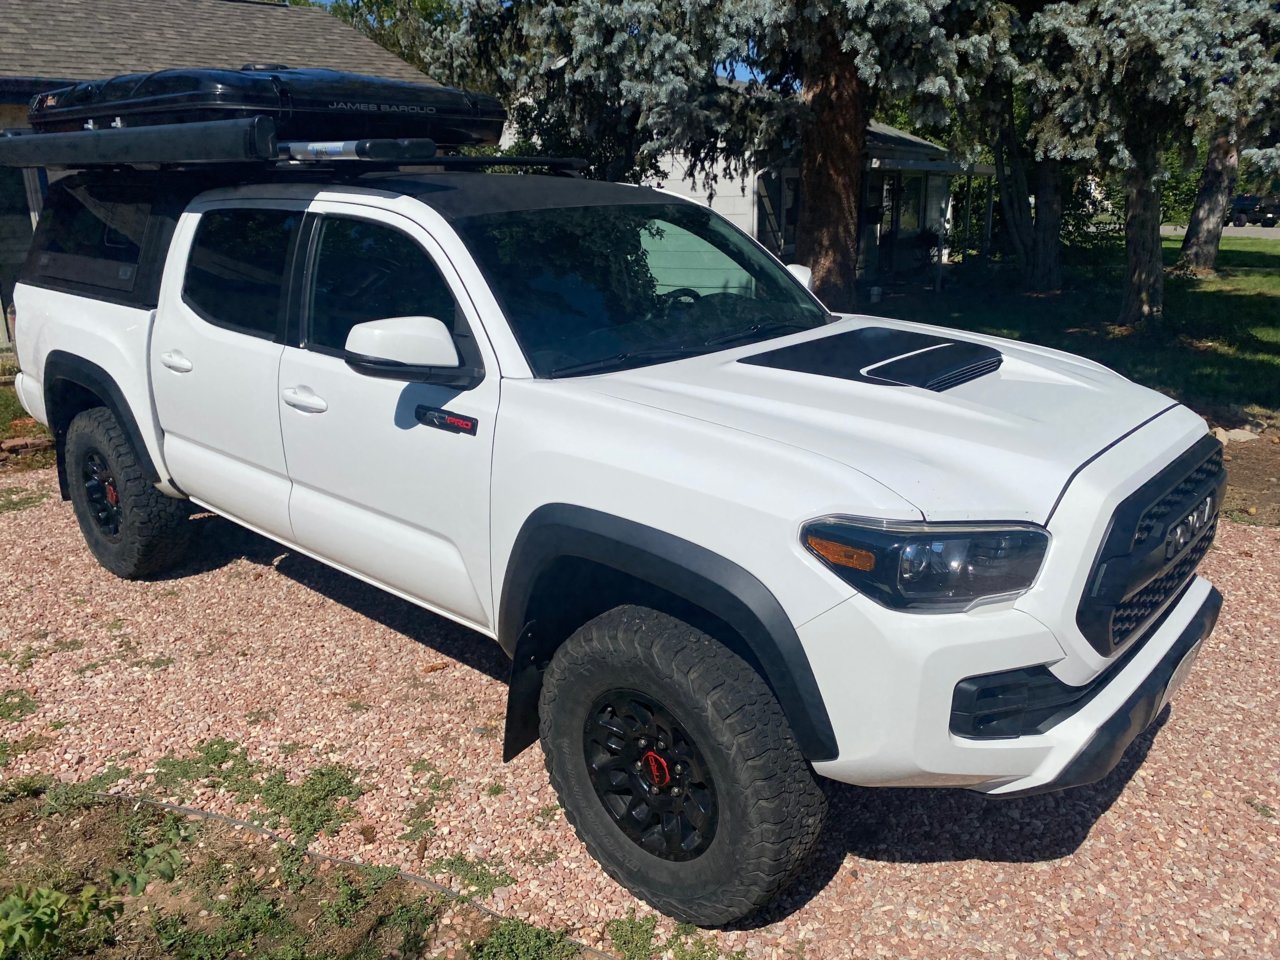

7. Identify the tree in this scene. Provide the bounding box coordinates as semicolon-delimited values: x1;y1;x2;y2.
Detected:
419;1;1004;310
1177;133;1241;274
939;1;1066;293
1178;12;1280;273
1026;0;1274;328
328;0;453;72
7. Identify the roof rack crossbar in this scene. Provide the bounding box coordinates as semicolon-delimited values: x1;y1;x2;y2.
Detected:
279;138;439;163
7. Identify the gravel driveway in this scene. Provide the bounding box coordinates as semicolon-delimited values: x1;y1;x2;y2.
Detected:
2;467;1277;959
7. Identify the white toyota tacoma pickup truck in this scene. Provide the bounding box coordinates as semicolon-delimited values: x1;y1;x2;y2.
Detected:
10;161;1223;925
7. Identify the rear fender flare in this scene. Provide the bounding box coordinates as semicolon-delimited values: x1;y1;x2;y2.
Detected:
43;350;162;499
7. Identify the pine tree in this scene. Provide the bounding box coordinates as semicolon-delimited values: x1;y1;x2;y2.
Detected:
1025;0;1275;327
420;1;1003;310
1177;10;1280;274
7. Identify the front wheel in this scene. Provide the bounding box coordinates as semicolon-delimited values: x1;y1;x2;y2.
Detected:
538;605;827;926
65;407;190;579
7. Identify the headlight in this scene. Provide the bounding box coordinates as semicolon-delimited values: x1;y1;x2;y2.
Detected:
802;517;1049;611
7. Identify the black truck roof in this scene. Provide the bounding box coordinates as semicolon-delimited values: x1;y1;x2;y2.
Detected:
360;172;677;220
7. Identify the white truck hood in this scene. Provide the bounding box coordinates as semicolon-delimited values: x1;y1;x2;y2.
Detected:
579;316;1177;523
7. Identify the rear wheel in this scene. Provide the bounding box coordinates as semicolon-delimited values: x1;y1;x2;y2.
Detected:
538;605;827;926
65;407;190;579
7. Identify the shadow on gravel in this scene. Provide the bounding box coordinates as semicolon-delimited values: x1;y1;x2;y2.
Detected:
734;712;1170;930
166;512;1173;932
165;513;509;683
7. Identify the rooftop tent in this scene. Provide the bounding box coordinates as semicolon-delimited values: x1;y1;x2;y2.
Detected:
25;68;506;147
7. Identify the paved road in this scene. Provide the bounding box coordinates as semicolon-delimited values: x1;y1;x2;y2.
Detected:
1162;224;1279;240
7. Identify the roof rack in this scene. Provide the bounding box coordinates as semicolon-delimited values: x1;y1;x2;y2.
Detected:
0;117;586;175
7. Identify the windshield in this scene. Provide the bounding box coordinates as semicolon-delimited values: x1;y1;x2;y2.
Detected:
452;201;830;377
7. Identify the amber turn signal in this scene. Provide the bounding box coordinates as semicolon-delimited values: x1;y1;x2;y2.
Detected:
805;534;876;572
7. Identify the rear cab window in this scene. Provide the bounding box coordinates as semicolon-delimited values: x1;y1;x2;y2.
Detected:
21;172;216;309
25;179;151;296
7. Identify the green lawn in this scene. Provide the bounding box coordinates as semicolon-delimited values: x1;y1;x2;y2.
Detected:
877;236;1280;415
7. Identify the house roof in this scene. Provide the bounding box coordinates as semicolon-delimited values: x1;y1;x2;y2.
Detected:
0;0;432;96
866;122;948;161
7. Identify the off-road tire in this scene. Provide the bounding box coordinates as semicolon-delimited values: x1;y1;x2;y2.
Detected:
65;407;190;579
538;605;827;926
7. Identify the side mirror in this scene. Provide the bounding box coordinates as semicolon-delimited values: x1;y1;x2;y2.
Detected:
786;263;814;290
344;316;483;390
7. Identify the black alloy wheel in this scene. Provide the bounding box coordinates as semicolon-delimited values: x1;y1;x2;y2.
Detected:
64;407;192;579
583;689;717;861
82;450;123;539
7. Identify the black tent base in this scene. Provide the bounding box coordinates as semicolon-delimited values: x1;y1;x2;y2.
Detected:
0;116;587;177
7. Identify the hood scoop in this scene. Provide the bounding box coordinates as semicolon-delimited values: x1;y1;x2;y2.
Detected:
741;326;1002;392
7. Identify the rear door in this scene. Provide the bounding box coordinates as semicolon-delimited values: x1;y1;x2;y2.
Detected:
151;200;304;539
277;202;500;631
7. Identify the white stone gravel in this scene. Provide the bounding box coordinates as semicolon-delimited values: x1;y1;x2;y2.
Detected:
1;466;1277;959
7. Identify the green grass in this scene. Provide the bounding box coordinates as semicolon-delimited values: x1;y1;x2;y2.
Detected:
0;486;49;514
878;236;1280;413
0;382;30;440
0;688;38;722
150;739;364;849
427;853;512;900
469;919;578;960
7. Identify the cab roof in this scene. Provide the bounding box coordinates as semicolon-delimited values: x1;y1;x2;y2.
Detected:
358;171;683;221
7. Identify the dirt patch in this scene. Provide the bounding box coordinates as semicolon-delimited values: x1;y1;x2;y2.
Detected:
0;789;523;960
1220;429;1280;525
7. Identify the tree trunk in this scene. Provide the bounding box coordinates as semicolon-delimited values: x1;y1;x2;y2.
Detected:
1118;140;1164;328
993;89;1034;274
1177;132;1238;273
795;37;869;312
990;86;1062;292
1028;159;1063;292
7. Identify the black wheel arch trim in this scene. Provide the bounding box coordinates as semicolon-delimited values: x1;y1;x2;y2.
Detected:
43;350;164;499
498;503;840;764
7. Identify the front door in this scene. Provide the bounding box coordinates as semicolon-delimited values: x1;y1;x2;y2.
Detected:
277;203;500;631
151;202;304;539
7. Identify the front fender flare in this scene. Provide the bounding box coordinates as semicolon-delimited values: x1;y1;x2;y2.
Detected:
498;504;839;763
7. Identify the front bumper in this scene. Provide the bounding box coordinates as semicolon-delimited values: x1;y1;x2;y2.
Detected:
804;575;1220;794
996;584;1219;797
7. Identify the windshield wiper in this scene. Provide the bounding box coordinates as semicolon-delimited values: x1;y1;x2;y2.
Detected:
549;345;703;378
703;320;814;348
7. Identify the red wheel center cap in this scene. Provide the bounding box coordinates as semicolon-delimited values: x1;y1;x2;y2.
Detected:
642;751;671;788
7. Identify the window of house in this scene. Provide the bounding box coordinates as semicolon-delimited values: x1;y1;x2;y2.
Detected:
182;208;300;339
306;217;459;353
899;175;924;234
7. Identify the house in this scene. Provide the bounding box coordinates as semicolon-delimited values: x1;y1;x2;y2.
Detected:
653;122;995;284
0;0;435;334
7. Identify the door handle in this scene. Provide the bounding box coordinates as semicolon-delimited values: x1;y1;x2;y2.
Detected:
159;350;193;373
281;386;328;414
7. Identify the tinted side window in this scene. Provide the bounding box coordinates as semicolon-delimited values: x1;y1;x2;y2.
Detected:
307;217;459;352
28;180;151;293
183;208;300;339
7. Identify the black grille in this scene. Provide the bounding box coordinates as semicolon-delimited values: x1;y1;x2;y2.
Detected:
1133;448;1224;546
1076;435;1225;655
1110;518;1216;646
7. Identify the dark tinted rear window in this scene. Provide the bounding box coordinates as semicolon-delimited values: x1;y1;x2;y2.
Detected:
182;208;300;339
27;180;151;293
